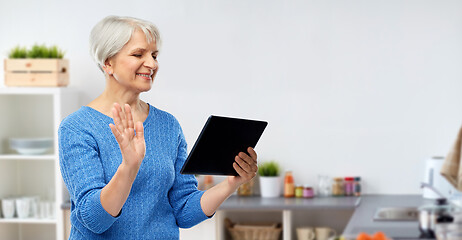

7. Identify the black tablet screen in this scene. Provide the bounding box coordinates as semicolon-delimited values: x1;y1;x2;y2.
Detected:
180;116;267;176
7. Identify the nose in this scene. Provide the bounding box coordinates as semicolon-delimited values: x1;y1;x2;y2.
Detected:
144;55;157;71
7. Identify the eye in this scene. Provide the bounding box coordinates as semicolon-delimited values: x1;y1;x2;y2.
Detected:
152;55;157;60
133;54;142;57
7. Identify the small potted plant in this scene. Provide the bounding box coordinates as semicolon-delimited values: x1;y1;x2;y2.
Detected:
4;44;68;87
258;161;281;198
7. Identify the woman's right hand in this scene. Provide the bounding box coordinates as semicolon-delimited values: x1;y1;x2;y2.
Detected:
109;103;146;171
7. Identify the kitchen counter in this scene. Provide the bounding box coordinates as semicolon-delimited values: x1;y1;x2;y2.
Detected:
219;195;361;210
61;195;361;211
218;195;360;240
61;194;435;240
222;195;433;239
342;195;433;239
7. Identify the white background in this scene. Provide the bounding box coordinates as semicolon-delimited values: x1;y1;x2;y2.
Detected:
1;0;462;195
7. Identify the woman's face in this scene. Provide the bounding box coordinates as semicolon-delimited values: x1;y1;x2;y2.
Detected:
106;28;158;93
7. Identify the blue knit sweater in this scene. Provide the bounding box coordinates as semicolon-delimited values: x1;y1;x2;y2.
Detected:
59;104;209;239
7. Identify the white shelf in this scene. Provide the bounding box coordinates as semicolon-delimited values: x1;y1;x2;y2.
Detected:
0;154;55;161
0;87;79;240
0;218;57;224
0;87;65;95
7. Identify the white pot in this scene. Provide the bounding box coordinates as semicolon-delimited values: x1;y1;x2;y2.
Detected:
259;176;281;198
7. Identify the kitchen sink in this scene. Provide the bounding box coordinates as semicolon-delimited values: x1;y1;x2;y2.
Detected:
373;207;419;221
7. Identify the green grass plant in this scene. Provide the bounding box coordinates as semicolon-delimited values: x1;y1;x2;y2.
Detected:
28;44;49;58
8;44;65;59
49;45;64;58
258;161;280;177
8;46;28;58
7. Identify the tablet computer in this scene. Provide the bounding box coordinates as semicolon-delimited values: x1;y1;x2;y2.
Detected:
180;115;268;176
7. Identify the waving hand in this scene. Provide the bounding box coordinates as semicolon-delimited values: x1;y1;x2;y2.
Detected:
109;103;146;169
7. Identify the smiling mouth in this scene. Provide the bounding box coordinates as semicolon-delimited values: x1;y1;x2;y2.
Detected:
136;73;152;80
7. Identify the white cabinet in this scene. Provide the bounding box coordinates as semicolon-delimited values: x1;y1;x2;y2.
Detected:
215;196;359;240
0;87;78;240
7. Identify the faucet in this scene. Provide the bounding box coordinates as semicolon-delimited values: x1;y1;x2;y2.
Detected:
420;182;447;200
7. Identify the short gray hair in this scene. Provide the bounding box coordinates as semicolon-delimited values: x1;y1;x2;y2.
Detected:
89;15;161;72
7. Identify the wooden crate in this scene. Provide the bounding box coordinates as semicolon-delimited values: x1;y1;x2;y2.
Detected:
4;59;69;87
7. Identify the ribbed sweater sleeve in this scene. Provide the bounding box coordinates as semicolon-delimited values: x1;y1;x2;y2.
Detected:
168;128;210;228
59;125;119;234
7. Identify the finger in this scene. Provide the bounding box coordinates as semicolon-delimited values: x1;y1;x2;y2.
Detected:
247;147;257;163
112;104;124;134
239;152;258;173
124;104;134;128
247;161;258;173
233;162;247;177
238;153;258;173
124;104;135;137
235;155;252;173
118;104;128;130
135;121;144;140
109;123;123;143
238;152;256;168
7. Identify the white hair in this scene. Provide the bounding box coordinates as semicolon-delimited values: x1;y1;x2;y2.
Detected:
89;15;161;72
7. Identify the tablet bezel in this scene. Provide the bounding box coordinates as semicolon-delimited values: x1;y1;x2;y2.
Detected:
180;115;267;176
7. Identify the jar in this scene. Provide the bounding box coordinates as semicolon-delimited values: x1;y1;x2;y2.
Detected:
303;186;314;198
317;175;332;197
284;171;295;198
204;175;214;190
295;185;303;198
237;178;254;196
332;177;344;196
354;177;361;196
344;177;355;196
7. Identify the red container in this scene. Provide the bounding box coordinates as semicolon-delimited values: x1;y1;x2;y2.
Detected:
344;177;355;196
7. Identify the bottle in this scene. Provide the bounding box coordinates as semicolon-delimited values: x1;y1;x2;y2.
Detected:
354;177;361;196
303;186;314;198
284;171;295;198
332;177;344;196
295;185;303;198
344;177;355;196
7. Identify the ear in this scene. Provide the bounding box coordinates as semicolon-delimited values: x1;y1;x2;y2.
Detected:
103;58;114;75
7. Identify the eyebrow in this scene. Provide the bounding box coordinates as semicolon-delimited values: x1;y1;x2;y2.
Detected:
130;48;158;54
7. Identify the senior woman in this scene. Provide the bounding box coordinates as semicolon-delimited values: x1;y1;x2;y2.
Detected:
58;15;258;239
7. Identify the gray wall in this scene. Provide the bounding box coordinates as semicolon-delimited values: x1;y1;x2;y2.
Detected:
2;0;462;194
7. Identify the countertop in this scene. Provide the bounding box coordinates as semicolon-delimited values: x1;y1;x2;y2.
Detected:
61;195;361;211
342;195;433;239
61;194;433;239
219;195;361;210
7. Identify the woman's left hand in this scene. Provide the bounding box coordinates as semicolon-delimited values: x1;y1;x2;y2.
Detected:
228;147;258;188
200;147;258;216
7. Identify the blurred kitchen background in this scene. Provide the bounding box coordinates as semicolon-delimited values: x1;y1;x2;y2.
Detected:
1;0;462;239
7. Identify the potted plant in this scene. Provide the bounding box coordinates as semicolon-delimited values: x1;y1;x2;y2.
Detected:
258;161;281;198
4;44;69;87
